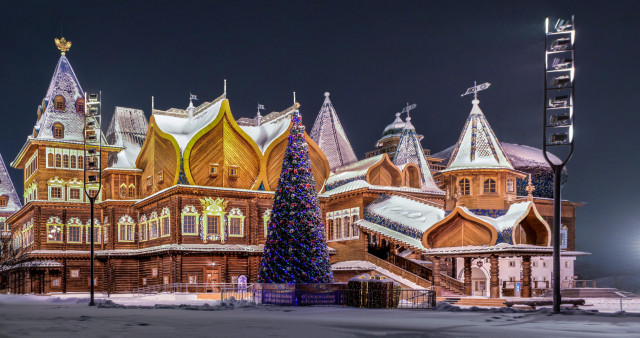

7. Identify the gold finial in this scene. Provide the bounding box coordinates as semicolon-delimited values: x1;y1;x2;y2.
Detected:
55;37;72;55
526;174;536;201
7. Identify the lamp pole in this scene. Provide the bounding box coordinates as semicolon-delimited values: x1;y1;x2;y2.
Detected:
84;92;103;306
542;16;575;314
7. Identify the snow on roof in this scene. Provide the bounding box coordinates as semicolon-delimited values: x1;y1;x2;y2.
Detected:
357;220;428;251
0;153;22;212
392;116;442;193
153;98;224;153
457;201;537;232
331;260;423;289
35;55;85;142
500;143;562;168
443;99;513;173
309;92;358;170
366;195;444;233
239;112;292;154
106;107;148;168
30;243;265;256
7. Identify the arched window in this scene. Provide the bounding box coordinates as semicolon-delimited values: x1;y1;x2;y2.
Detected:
54;95;65;111
128;185;135;199
48;153;53;167
120;185;127;198
55;154;62;168
70;155;76;169
327;219;334;240
75;98;85;114
506;178;514;192
351;215;359;238
484;179;496;193
335;218;342;240
78;156;83;169
0;196;7;207
343;217;350;238
63;154;69;168
458;178;470;196
53;123;64;139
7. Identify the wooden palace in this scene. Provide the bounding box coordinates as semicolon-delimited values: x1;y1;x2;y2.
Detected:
2;40;583;299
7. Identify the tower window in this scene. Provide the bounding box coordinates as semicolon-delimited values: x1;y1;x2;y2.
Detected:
53;123;64;139
54;95;65;111
484;179;496;193
458;178;470;196
55;154;62;168
76;98;85;114
128;185;135;198
120;185;127;198
63;154;69;168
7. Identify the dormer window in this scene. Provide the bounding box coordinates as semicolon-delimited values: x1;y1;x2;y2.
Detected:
0;196;7;207
53;123;64;139
209;164;219;177
483;179;496;194
76;98;85;114
54;95;65;111
229;165;239;179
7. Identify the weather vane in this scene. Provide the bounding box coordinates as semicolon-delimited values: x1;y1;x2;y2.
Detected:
257;103;265;116
401;102;417;117
54;37;71;55
461;81;491;100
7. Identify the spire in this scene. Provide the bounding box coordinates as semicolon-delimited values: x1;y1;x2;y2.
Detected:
526;174;536;201
33;48;85;142
445;96;513;171
187;93;197;117
393;114;441;192
309;92;358;170
0;154;22;211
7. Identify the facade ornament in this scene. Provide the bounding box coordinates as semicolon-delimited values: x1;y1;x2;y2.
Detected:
200;197;227;213
54;37;71;55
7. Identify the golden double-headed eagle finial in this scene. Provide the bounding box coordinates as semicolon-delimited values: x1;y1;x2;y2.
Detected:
54;37;72;55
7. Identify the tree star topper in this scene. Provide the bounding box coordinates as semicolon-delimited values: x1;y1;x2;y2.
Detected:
55;37;72;55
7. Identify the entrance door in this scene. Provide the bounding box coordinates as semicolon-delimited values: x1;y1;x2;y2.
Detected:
203;267;220;292
471;267;488;297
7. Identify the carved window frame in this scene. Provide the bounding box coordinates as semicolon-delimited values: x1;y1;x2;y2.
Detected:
181;206;199;235
227;208;245;237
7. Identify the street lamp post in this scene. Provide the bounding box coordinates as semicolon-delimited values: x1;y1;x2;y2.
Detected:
84;92;103;306
543;16;575;314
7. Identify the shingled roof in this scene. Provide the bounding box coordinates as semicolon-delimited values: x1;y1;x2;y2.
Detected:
310;92;357;171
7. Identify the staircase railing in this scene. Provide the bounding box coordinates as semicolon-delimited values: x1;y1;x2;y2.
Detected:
364;253;432;289
391;254;464;294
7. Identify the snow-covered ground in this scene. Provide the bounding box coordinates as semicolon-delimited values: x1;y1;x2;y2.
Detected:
1;295;640;337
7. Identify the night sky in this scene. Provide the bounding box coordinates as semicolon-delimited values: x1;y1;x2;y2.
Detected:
2;1;639;279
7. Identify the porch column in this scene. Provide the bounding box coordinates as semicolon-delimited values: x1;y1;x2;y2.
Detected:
432;256;441;297
44;269;50;294
464;257;472;296
522;255;532;298
489;255;500;298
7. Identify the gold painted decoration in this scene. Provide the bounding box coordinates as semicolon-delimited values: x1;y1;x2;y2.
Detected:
200;197;228;213
55;37;72;55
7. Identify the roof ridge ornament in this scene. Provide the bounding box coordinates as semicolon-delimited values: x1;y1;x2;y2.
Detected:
461;81;491;102
54;37;71;55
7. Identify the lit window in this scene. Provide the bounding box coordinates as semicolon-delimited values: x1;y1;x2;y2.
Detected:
142;278;147;285
506;178;514;192
71;270;79;278
209;164;219;177
483;179;496;193
54;95;65;111
163;276;169;285
53;123;64;139
458;178;470;196
52;278;61;287
188;276;197;284
152;268;158;278
47;224;62;242
560;225;568;249
207;216;220;236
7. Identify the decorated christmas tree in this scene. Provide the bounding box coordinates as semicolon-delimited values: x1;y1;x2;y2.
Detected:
258;111;334;284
